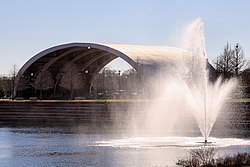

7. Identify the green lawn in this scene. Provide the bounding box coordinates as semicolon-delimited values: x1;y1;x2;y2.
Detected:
0;98;250;103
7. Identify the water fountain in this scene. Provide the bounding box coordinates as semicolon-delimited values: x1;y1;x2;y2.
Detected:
183;17;210;143
181;18;235;142
124;18;236;143
97;18;238;146
94;18;250;166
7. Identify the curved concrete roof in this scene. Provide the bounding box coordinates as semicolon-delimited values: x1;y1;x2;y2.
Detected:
17;43;187;77
15;42;188;95
106;44;187;65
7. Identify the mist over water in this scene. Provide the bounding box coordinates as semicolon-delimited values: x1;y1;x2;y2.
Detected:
128;18;236;140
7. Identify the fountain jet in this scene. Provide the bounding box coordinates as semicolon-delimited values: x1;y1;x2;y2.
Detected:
181;18;236;141
128;18;236;142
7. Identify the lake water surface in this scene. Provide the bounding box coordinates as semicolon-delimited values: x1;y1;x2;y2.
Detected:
0;126;250;167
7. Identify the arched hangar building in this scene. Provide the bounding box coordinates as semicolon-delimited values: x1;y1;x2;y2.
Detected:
15;43;215;99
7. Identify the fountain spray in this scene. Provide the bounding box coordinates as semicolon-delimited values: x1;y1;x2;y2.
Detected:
183;18;209;142
129;17;236;141
182;18;236;142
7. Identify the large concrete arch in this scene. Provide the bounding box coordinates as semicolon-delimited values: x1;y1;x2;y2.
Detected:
15;42;188;99
17;43;138;77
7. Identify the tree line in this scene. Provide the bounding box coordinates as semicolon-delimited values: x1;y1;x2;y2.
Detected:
0;64;18;99
213;42;249;81
0;64;142;99
90;68;142;98
0;64;88;99
213;42;250;97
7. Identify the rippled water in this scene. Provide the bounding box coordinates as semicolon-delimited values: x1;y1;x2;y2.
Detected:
0;126;250;166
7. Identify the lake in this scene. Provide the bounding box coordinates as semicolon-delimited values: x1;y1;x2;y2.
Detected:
0;125;250;167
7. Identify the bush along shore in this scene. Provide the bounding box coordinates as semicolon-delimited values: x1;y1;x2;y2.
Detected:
176;148;250;167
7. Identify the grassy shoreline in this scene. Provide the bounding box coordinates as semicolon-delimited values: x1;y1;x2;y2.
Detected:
0;98;249;103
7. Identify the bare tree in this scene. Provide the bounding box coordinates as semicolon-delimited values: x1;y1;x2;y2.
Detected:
31;70;54;99
0;75;12;98
16;75;31;97
91;68;142;98
122;69;140;92
90;68;118;97
214;42;247;79
214;42;234;78
59;64;86;99
0;76;4;97
231;43;247;77
103;68;119;92
9;64;19;99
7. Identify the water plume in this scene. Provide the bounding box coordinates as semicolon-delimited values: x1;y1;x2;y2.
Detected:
182;18;236;140
128;18;236;141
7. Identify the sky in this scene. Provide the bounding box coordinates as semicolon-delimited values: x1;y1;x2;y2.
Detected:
0;0;250;75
